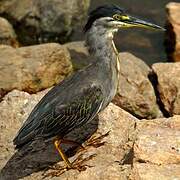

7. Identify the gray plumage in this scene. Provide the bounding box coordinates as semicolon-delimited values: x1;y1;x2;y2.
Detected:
13;5;164;149
13;8;120;149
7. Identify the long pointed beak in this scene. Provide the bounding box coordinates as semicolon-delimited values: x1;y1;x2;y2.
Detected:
124;15;165;31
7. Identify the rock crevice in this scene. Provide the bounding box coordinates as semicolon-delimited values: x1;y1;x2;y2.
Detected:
148;71;170;118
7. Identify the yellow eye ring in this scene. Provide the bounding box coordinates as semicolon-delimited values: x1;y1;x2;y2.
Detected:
113;14;121;20
113;14;130;21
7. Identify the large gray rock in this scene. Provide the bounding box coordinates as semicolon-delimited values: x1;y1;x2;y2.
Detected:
0;43;72;96
0;17;18;47
0;89;137;179
0;0;90;45
166;2;180;62
113;52;162;119
152;63;180;116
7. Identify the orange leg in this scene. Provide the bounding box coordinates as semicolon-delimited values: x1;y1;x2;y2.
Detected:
44;134;109;177
54;139;72;169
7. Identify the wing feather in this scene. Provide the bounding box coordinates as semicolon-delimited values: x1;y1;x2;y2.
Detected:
42;86;103;137
13;85;103;148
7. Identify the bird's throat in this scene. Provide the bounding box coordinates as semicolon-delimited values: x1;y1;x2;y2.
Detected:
85;25;120;99
85;25;120;109
85;25;120;70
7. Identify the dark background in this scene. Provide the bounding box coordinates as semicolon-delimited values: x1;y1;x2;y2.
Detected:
74;0;180;65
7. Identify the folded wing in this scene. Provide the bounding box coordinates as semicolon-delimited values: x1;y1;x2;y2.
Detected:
13;85;103;149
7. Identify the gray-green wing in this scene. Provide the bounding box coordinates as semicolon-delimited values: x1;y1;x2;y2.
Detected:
13;85;103;148
42;85;103;137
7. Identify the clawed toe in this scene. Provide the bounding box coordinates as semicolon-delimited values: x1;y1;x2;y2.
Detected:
43;132;109;178
85;131;109;148
42;153;96;178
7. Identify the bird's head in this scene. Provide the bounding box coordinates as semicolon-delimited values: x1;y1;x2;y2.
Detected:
84;5;165;33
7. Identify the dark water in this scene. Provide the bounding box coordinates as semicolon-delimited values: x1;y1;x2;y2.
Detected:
88;0;179;65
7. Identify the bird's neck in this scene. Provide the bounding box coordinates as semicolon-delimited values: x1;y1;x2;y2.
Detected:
85;25;120;72
85;25;120;109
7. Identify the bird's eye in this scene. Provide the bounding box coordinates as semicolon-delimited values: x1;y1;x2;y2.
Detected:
113;14;121;20
113;14;130;21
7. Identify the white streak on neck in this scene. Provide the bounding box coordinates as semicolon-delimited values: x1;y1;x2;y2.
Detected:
112;40;120;73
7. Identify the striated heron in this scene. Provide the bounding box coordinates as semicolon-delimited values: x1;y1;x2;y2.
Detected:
13;5;164;170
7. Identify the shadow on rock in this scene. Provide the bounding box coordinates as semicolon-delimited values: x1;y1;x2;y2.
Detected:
0;117;99;180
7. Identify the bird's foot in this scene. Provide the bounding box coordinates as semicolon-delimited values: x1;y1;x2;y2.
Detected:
42;153;96;178
42;132;109;178
84;131;110;148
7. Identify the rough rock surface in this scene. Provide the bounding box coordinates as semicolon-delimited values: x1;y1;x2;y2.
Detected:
134;117;180;164
0;17;18;47
113;52;162;119
166;2;180;62
133;163;180;180
133;116;180;179
0;0;90;45
0;90;137;180
0;89;50;171
0;43;72;96
152;63;180;116
0;90;180;179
